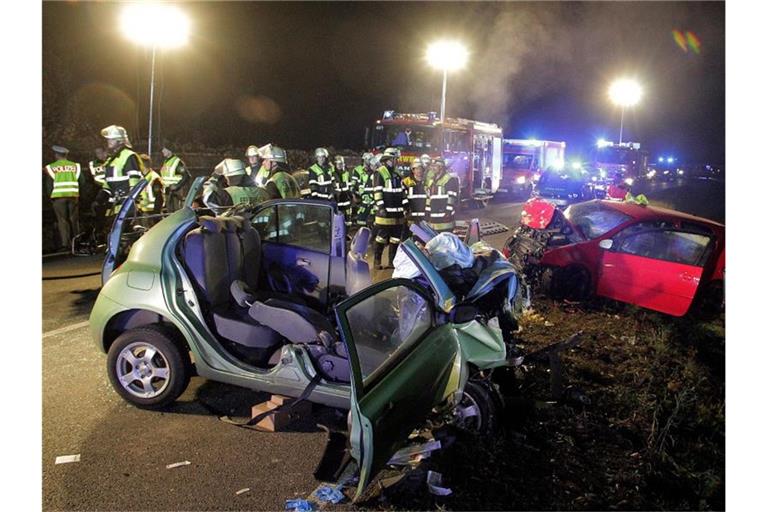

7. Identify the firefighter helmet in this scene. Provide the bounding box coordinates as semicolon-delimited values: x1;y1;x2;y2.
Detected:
245;145;260;157
431;156;446;167
334;155;345;167
314;147;329;159
262;145;288;163
100;125;129;142
362;152;374;164
411;159;424;171
420;153;432;166
214;158;246;177
379;147;399;161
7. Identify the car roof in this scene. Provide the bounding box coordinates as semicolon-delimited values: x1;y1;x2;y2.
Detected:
583;200;724;234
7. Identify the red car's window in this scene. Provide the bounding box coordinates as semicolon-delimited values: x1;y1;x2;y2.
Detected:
618;230;712;266
565;203;631;239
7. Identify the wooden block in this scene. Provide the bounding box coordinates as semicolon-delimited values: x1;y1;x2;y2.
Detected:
250;402;291;432
269;395;312;417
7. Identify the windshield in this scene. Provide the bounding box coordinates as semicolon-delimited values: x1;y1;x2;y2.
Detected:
503;153;533;169
374;124;440;151
565;202;632;239
593;147;637;165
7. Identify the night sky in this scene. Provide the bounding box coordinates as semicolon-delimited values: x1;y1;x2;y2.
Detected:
42;1;724;163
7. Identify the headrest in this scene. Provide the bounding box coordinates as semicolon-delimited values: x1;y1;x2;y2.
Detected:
198;216;222;233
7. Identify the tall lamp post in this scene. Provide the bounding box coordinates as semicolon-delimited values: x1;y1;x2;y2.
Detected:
120;3;190;156
426;40;468;123
608;78;642;144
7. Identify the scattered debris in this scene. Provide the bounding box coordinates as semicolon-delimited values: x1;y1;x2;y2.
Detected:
313;485;345;504
165;460;191;469
55;454;80;465
285;498;313;511
426;470;453;496
387;440;442;466
235;488;250;496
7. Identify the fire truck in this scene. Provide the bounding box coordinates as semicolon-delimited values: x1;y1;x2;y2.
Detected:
499;139;566;197
368;111;503;207
590;140;649;181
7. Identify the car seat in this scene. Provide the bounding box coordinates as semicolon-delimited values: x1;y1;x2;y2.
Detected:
345;227;372;296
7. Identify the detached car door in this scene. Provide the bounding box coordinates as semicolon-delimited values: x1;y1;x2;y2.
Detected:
334;278;460;500
597;223;713;316
251;201;343;309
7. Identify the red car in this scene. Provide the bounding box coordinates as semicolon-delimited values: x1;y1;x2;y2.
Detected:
504;198;725;317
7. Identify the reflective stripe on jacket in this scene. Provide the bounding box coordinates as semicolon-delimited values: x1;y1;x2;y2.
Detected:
47;159;81;199
160;155;183;186
373;165;407;225
138;170;165;212
426;172;459;228
308;163;336;200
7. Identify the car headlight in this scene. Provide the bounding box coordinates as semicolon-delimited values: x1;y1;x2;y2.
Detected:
591;176;597;182
624;178;634;186
599;169;606;178
677;169;684;175
515;176;527;184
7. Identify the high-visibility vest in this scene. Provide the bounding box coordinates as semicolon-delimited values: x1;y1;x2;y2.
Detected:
308;164;336;200
138;170;165;213
104;147;144;200
253;166;270;186
226;186;271;206
46;159;81;199
160;155;183;186
373;165;407;226
403;176;427;219
268;171;301;199
426;172;459;231
89;159;106;186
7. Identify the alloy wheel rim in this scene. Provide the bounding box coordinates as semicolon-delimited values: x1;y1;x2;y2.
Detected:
454;390;483;432
115;342;171;399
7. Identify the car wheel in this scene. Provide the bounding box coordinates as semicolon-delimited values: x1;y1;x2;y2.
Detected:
451;380;499;435
106;326;191;410
551;265;592;301
691;281;724;320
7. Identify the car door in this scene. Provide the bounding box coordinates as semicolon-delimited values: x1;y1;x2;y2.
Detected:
597;224;713;316
251;201;342;309
101;180;147;284
334;278;460;500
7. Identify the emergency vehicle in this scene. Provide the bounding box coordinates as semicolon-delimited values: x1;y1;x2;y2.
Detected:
500;139;566;197
368;111;503;207
590;140;649;182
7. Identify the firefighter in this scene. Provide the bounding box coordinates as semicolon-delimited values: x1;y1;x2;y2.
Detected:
93;125;144;217
308;148;336;200
45;145;82;251
333;155;353;227
89;147;108;188
403;159;428;226
245;144;266;178
260;145;301;199
372;148;408;270
137;154;165;227
202;158;270;215
351;152;376;229
425;156;459;233
87;147;109;244
252;144;275;186
159;146;190;212
420;153;432;180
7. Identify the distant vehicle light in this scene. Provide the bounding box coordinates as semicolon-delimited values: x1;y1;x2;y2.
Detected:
515;176;527;184
597;139;611;148
591;176;597;182
667;157;674;163
658;157;664;162
552;159;565;171
646;170;657;178
599;169;607;178
624;178;634;186
572;161;582;170
677;169;684;175
382;110;395;119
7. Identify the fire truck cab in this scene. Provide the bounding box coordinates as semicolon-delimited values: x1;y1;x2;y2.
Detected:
500;139;566;197
369;111;503;207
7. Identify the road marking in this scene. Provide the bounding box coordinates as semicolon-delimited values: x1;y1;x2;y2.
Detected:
43;321;90;339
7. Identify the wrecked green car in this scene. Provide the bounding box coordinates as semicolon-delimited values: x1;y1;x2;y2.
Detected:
90;179;524;498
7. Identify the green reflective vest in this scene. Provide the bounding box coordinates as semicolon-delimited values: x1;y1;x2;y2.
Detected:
138;170;164;212
46;159;81;199
160;155;183;186
268;171;301;199
226;186;271;206
253;166;270;186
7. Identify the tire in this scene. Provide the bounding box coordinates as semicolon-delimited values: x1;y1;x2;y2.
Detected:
690;280;724;320
451;380;500;435
106;326;191;410
551;265;592;301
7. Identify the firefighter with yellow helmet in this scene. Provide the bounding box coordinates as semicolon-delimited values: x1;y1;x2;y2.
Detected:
403;159;428;225
245;144;266;178
159;146;189;212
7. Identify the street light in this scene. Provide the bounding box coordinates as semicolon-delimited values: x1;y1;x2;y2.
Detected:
608;78;642;144
120;3;190;156
426;40;468;123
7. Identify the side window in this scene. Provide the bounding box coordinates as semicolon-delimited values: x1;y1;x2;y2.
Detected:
618;229;711;266
343;285;433;387
276;203;332;254
252;206;278;243
618;231;663;259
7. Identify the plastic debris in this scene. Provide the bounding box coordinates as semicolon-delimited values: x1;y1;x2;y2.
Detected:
55;454;80;464
165;460;191;469
387;439;441;465
425;232;474;270
284;498;313;511
235;488;250;496
426;470;453;496
313;485;344;504
392;244;422;279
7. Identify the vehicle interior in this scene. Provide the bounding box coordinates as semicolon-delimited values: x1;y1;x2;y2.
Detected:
176;212;373;383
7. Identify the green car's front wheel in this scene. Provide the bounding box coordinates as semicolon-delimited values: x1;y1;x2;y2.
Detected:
106;326;191;410
452;380;500;435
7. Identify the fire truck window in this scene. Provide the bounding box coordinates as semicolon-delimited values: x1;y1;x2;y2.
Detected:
385;126;437;150
504;154;533;168
444;130;469;152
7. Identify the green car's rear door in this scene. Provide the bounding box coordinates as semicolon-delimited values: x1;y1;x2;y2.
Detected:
334;278;460;500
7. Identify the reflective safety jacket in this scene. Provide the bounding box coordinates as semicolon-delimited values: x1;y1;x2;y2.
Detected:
426;172;459;231
308;163;336;200
267;170;301;199
137;170;165;213
160;155;185;187
403;176;427;221
89;159;106;186
351;165;375;226
334;168;352;211
103;146;143;205
46;159;81;199
226;185;271;206
253;166;270;187
373;165;407;226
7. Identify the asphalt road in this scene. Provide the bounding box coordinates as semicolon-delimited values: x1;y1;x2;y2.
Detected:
41;177;723;510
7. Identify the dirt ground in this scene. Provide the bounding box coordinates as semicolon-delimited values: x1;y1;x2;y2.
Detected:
348;298;725;511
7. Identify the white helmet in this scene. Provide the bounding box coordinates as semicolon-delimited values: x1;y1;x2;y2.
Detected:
245;145;260;157
101;125;130;144
420;153;432;166
214;158;246;177
315;147;329;159
262;145;288;163
362;152;374;164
